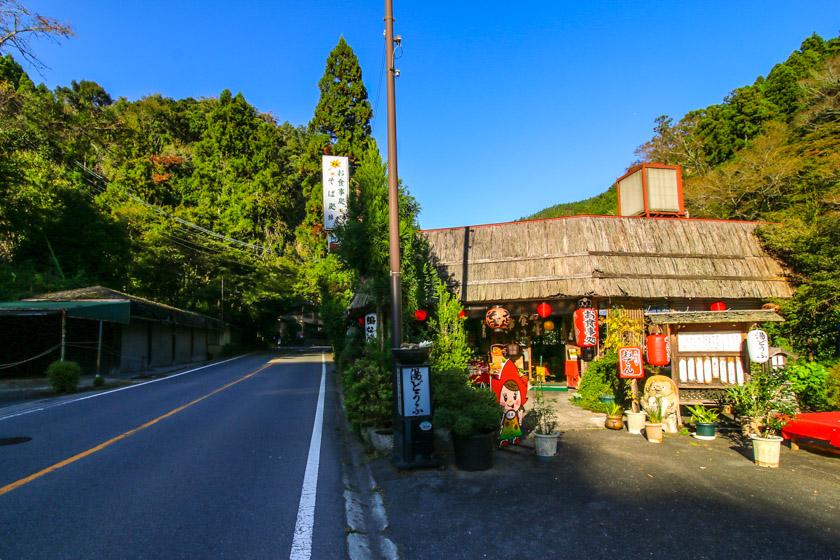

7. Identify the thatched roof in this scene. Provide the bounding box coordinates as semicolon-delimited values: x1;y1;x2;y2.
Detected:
422;215;793;304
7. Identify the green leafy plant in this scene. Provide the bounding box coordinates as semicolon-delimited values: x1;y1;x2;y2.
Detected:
725;365;799;437
429;278;472;374
573;351;631;412
687;404;720;424
606;403;623;418
783;360;833;411
450;387;501;438
93;374;105;388
341;343;393;429
530;389;558;435
643;396;663;423
46;360;81;393
433;368;500;438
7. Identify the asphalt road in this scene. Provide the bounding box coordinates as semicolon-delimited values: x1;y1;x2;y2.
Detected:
0;352;345;559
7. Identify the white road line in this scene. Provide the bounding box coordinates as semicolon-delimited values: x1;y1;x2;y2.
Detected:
0;354;249;422
290;353;327;560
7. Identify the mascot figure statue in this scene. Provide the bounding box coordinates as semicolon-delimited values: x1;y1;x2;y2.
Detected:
491;359;530;447
643;375;680;433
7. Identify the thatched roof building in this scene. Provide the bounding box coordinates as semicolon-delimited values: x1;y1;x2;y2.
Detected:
422;215;793;305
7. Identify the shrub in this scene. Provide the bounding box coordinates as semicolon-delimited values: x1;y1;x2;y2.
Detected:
433;368;500;437
784;360;833;411
725;365;798;437
342;343;392;429
448;387;500;438
573;351;631;412
93;374;105;388
826;363;840;410
46;360;81;393
429;279;473;374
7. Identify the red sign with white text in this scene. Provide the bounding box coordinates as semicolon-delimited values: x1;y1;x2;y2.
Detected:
573;308;599;347
618;346;644;379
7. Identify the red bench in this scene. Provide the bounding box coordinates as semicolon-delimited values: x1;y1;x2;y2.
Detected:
782;412;840;454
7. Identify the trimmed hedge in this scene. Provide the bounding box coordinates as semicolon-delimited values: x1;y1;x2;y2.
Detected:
46;360;82;393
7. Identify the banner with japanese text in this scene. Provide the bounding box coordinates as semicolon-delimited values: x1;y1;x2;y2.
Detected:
322;155;349;230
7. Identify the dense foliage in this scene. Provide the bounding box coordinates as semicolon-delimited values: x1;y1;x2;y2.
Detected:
524;185;617;220
429;278;472;373
572;351;631;412
341;342;392;429
0;28;439;349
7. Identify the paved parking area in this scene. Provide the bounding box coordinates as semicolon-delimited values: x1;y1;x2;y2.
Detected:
372;425;840;560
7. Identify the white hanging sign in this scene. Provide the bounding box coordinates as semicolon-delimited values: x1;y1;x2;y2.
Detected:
322;155;349;230
677;332;742;353
364;312;378;341
747;329;770;363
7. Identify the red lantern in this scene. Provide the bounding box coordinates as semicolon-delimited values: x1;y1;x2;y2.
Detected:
357;316;365;327
414;309;428;321
573;308;599;347
458;309;467;320
646;334;670;366
710;301;727;311
536;302;552;319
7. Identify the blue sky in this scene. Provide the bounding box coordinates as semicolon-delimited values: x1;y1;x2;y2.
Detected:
20;1;840;229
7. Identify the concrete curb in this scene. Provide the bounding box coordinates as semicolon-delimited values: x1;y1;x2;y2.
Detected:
334;371;398;560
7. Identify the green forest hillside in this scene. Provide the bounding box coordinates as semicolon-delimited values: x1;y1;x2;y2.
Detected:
526;33;840;360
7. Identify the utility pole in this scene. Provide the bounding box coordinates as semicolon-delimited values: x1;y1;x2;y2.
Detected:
385;0;402;349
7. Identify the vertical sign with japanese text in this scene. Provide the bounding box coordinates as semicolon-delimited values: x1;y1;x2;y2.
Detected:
364;312;378;342
322;155;349;231
400;366;431;417
618;346;644;379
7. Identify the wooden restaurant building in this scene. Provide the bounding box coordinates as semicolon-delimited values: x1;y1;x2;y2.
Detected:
422;164;794;404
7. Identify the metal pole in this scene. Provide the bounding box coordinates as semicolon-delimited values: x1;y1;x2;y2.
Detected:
96;320;103;375
385;0;402;348
60;310;66;361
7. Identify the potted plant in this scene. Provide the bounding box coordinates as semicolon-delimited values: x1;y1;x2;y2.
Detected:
434;382;501;471
530;389;559;460
687;404;720;440
598;394;616;407
604;402;624;430
625;406;646;435
642;397;664;443
727;367;797;468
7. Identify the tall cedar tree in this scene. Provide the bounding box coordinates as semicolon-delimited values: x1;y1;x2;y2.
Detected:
309;37;373;162
294;38;374;339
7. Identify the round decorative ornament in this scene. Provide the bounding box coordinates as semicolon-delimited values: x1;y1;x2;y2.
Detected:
485;306;512;332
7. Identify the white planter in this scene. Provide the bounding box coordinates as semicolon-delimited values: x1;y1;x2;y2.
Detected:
534;433;559;459
626;411;647;435
367;428;394;452
752;434;782;468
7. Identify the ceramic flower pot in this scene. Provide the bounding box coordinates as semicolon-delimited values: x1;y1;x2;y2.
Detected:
604;415;624;430
534;432;559;460
751;434;782;468
369;428;394;452
694;422;717;440
626;411;646;435
645;421;663;443
598;395;616;406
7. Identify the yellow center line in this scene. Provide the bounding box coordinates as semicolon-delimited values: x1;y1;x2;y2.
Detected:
0;361;275;497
